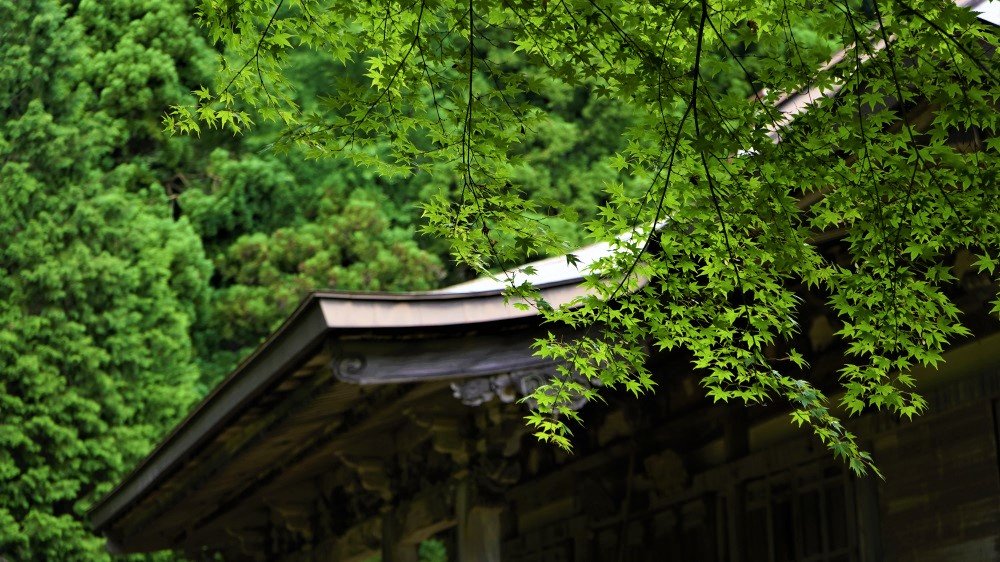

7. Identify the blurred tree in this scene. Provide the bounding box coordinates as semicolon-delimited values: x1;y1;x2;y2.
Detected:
194;186;445;383
0;1;216;558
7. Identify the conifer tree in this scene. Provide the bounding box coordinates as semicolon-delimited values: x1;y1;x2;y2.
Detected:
0;1;212;557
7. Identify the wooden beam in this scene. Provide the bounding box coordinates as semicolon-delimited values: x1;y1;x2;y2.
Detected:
287;482;457;562
337;454;393;501
506;402;728;504
405;411;471;466
396;482;457;543
91;301;331;533
382;514;418;562
178;382;451;545
114;357;339;543
328;329;571;385
456;478;502;562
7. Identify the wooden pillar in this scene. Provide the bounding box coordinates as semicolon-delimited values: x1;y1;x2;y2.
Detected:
724;480;746;562
570;515;592;562
723;406;749;462
854;472;883;562
456;479;502;562
382;513;419;562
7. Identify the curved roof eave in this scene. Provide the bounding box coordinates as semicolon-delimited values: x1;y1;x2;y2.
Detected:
88;274;591;534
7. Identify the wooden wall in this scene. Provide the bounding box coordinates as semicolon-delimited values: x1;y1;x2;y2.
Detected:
874;399;1000;561
499;370;1000;562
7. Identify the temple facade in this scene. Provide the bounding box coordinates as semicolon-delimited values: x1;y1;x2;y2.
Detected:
88;243;1000;561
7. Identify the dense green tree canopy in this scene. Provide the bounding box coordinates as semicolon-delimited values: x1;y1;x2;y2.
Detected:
178;0;1000;475
1;0;445;557
4;0;599;556
0;1;213;557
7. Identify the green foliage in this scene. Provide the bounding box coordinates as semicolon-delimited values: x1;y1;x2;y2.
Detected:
175;25;645;384
182;0;1000;475
181;148;308;245
3;1;457;557
418;538;449;562
0;0;215;558
361;538;449;562
196;188;444;382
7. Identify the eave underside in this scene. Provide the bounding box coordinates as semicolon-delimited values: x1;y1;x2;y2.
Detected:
96;316;570;553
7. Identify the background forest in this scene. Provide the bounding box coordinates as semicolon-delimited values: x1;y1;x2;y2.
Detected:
0;0;847;557
0;0;645;558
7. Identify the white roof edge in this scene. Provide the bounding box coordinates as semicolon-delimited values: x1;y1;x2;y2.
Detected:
319;282;590;328
431;241;614;294
970;0;1000;24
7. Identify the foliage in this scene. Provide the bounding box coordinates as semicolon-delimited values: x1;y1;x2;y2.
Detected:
180;0;1000;475
360;538;449;562
178;40;641;382
194;186;445;382
0;1;213;558
418;538;449;562
1;1;455;557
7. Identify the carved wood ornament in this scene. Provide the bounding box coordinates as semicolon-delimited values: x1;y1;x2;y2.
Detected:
450;368;599;410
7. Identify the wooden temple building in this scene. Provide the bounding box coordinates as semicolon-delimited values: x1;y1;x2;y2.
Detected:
90;4;1000;560
88;237;1000;561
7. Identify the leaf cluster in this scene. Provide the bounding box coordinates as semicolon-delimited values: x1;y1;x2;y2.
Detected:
178;0;1000;475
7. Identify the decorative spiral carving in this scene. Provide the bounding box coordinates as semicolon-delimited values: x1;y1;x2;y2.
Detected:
451;367;596;411
331;354;366;381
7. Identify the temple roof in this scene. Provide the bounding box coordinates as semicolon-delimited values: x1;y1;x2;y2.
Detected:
87;256;591;550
